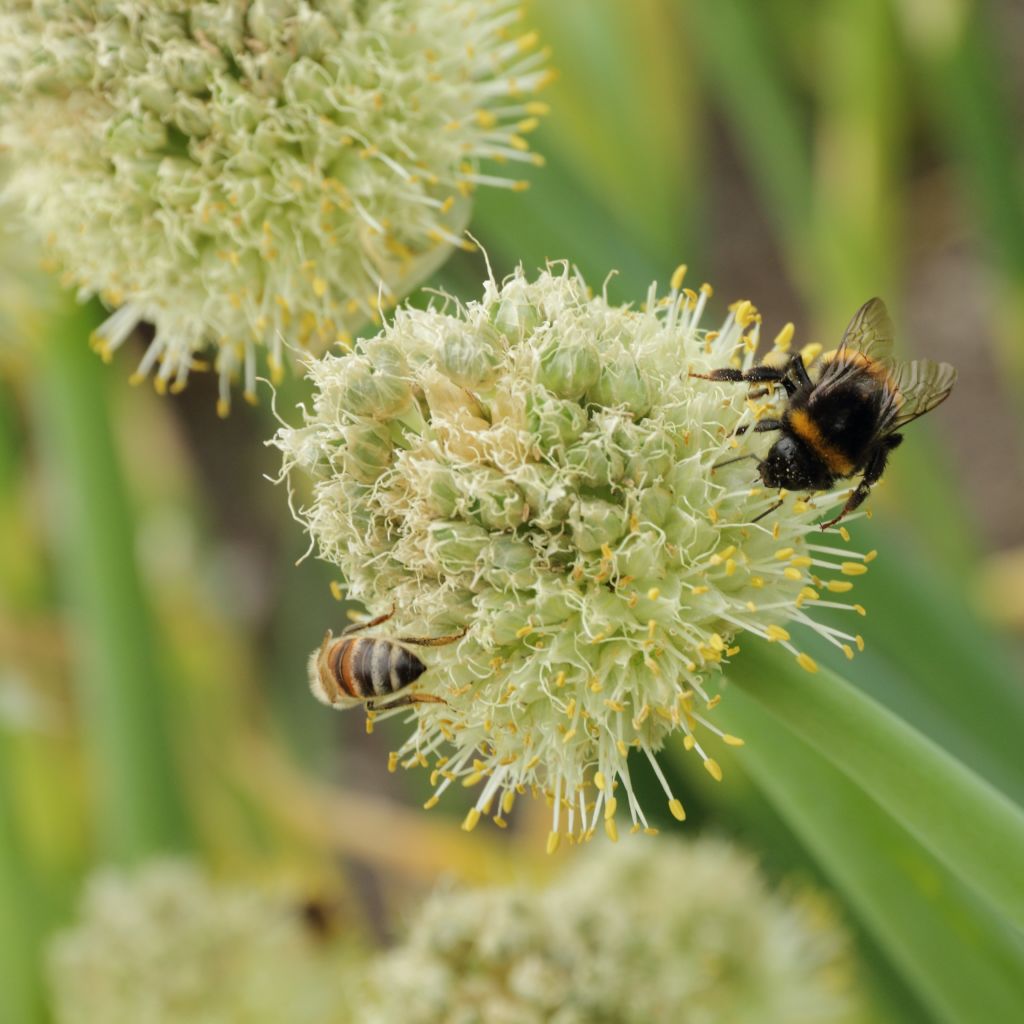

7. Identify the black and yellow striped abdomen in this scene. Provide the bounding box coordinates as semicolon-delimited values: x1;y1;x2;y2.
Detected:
328;637;427;700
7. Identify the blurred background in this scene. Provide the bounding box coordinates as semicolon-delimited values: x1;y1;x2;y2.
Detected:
2;1;1023;1021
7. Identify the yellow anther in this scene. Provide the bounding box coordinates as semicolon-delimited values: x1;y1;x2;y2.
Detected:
704;758;723;782
773;322;795;351
462;808;481;832
546;830;561;854
733;299;752;325
216;398;230;419
594;771;606;791
616;739;629;758
647;587;661;601
243;389;258;407
826;580;854;593
842;644;854;660
671;264;688;291
783;567;803;581
841;562;868;576
691;585;709;595
517;116;540;133
746;601;758;612
790;556;812;568
853;604;867;616
765;624;790;643
800;586;819;601
562;728;577;744
603;699;625;713
493;816;508;829
839;526;851;542
723;734;745;747
725;558;737;576
775;547;795;560
683;735;696;751
502;790;516;814
864;549;878;563
515;624;534;638
707;507;719;524
801;342;823;363
604;797;618;820
605;817;619;841
751;576;765;588
462;771;484;787
797;652;819;674
423;795;440;810
668;798;686;821
709;633;725;652
855;634;865;651
387;752;399;773
364;714;375;735
647;619;658;640
526;101;550;115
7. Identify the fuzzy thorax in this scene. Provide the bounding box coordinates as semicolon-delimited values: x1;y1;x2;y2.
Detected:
276;264;874;847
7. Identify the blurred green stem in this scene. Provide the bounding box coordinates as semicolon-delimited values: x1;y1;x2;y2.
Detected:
32;296;192;861
727;646;1024;926
0;737;45;1024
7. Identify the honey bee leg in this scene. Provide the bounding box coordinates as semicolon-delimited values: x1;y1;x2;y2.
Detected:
396;627;468;648
340;604;397;636
366;693;448;713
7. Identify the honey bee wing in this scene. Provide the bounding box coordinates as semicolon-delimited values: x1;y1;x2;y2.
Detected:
887;358;958;429
813;298;897;391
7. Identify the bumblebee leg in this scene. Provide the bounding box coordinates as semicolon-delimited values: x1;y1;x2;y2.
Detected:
396;627;468;648
787;353;813;390
819;436;900;530
366;692;448;712
340;604;397;636
690;366;787;385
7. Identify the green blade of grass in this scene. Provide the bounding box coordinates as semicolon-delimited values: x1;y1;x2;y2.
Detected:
0;736;45;1024
31;296;192;861
725;644;1024;925
702;690;1024;1024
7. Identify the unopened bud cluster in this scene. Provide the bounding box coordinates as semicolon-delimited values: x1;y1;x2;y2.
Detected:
276;264;873;847
0;0;549;411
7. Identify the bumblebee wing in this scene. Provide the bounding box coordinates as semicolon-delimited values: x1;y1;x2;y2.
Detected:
813;298;897;391
887;358;958;429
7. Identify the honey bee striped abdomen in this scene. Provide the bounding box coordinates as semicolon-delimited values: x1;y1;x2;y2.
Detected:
309;606;466;713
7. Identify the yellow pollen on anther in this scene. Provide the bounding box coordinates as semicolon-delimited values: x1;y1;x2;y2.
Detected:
827;580;854;593
855;634;865;651
765;624;790;642
546;830;561;855
423;796;439;810
704;758;723;782
783;567;803;581
723;734;745;747
329;581;343;601
864;550;878;562
775;547;795;560
839;526;851;542
594;771;606;791
801;342;823;363
842;644;854;660
669;798;686;821
462;808;481;832
797;652;819;673
683;735;695;751
773;322;795;351
671;264;688;291
604;797;618;820
387;752;398;773
841;562;868;576
605;817;619;841
515;624;533;638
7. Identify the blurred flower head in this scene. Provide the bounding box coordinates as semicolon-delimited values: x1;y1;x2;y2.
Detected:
361;837;860;1024
275;264;872;847
48;860;354;1024
0;0;549;413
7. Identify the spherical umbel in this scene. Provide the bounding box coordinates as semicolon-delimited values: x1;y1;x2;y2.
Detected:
276;263;873;847
0;0;549;412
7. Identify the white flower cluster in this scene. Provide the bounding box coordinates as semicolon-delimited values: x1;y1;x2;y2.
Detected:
362;838;860;1024
47;860;353;1024
276;264;874;848
0;0;549;412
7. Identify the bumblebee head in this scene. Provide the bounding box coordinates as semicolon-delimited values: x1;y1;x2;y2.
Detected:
759;436;818;490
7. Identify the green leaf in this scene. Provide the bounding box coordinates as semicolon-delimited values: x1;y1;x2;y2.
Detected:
31;295;193;861
726;644;1024;925
706;689;1024;1024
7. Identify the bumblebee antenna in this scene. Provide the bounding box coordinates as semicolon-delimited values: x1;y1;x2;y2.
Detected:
751;498;784;524
712;452;757;470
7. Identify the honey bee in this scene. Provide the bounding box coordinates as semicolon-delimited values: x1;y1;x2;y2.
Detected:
309;606;466;713
693;298;957;529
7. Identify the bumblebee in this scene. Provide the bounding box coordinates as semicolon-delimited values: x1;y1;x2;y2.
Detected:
309;607;465;713
693;298;957;529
